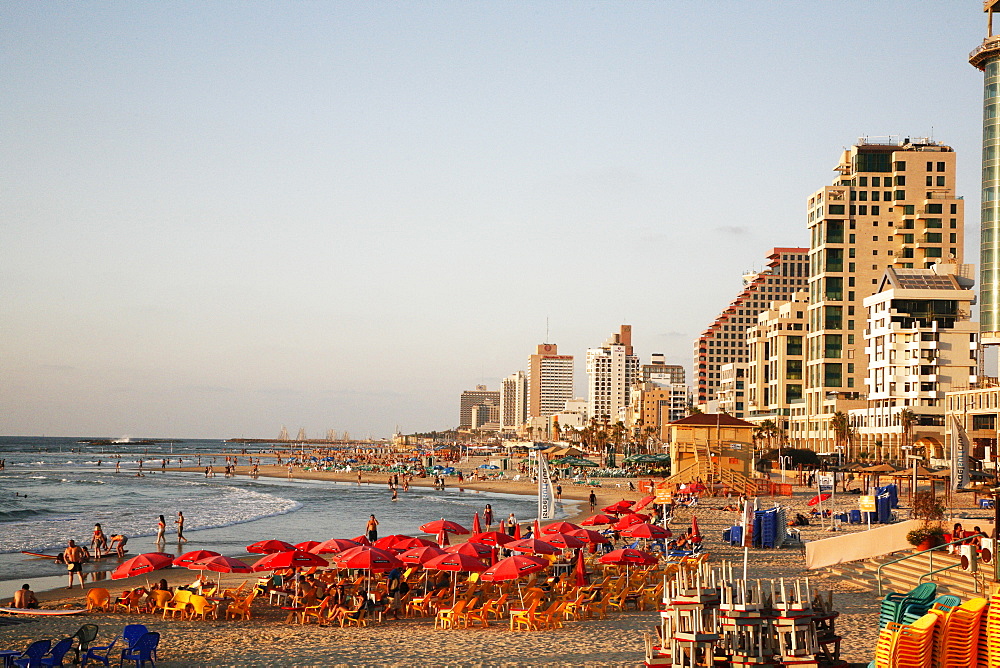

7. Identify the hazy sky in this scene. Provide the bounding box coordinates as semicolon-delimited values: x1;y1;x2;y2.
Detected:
0;2;989;439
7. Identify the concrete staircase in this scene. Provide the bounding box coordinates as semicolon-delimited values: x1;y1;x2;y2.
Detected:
662;442;756;497
824;548;990;600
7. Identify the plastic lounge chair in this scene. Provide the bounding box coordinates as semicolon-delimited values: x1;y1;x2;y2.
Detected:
220;580;249;599
340;606;367;628
536;600;567;630
225;591;257;621
434;599;467;630
509;599;542;631
86;588;112;613
300;598;330;625
116;590;146;614
119;632;159;668
12;640;51;668
187;595;217;621
39;638;75;667
71;624;99;665
146;590;171;614
161;589;191;620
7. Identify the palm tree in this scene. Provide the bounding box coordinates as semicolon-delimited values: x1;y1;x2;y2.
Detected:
831;412;850;463
552;418;562;443
899;408;917;462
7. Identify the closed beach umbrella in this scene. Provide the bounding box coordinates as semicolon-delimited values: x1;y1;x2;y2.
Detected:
246;539;296;554
419;519;470;535
473;512;482;534
581;514;616;526
445;542;492;559
172;549;221;567
691;516;701;542
542;521;581;535
543;533;585;550
574;549;588;587
112;552;174;580
310;538;360;555
621;523;672;540
469;531;516;547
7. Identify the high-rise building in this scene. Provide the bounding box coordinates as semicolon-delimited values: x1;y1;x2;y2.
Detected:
694;248;809;406
641;353;686;387
850;265;977;461
458;385;500;429
587;325;640;421
500;371;528;432
527;344;574;420
717;363;749;418
798;138;964;450
971;3;1000;345
627;381;689;441
745;290;808;437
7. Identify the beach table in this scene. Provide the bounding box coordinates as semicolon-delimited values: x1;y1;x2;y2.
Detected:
281;606;305;624
0;649;20;668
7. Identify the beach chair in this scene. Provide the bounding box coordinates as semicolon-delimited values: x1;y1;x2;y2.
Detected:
80;636;118;667
220;580;248;599
340;605;367;628
69;624;99;665
119;632;159;668
146;590;171;614
299;598;330;625
115;589;146;614
434;599;468;630
188;595;218;621
162;589;192;620
38;638;75;668
86;588;112;613
11;640;50;668
536;600;568;630
225;591;257;621
509;599;542;631
561;592;588;621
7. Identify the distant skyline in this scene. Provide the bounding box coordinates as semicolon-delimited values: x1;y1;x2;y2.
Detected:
0;2;988;438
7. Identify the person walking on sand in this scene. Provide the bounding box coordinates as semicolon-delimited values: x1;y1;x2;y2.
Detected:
366;514;379;542
175;511;188;543
589;490;597;512
155;515;166;543
64;540;86;589
483;504;494;530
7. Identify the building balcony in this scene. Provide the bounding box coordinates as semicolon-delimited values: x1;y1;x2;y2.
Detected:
970;36;1000;69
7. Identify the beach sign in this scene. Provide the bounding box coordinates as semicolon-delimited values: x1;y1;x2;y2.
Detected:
858;495;876;512
817;473;834;493
654;488;673;504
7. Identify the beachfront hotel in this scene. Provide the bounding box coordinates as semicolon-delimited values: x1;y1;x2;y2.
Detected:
793;138;965;453
458;385;500;430
586;325;640;422
500;370;528;433
693;248;808;407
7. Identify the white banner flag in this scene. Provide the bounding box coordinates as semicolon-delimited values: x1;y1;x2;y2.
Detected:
537;455;556;520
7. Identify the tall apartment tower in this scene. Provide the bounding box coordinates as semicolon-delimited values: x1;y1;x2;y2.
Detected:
694;248;809;405
971;3;1000;345
587;325;640;421
500;371;528;432
527;344;574;419
799;139;964;450
745;290;808;436
642;353;686;386
459;385;500;429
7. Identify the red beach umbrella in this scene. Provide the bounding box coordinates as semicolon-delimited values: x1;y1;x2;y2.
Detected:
398;545;447;566
602;499;635;514
246;540;296;554
633;495;656;512
574;549;588;587
373;535;413;551
187;555;252;574
112;552;174;580
542;521;581;534
424;552;489;573
350;535;372;546
469;531;516;547
514;523;522;540
613;513;651;530
391;536;439;551
566;528;611;544
295;541;321;552
542;533;585;550
310;538;360;555
172;549;221;567
506;538;560;556
332;546;402;572
691;516;701;542
807;493;831;506
620;523;672;540
581;514;616;526
436;528;450;547
482;555;548;582
419;519;470;535
473;512;482;534
599;548;658;566
251;549;328;572
445;542;492;559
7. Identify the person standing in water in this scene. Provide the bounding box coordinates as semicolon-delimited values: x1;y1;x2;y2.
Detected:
91;523;107;558
366;514;379;542
155;515;166;543
175;511;188;543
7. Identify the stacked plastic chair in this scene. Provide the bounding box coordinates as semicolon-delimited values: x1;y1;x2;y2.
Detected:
878;582;937;628
871;613;937;668
983;593;1000;668
931;597;988;668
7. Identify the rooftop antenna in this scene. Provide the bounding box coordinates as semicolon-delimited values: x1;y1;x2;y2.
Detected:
546;317;550;344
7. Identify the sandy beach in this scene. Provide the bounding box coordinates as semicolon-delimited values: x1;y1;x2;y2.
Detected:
2;462;994;666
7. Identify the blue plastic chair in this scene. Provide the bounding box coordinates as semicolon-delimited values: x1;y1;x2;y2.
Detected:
39;638;75;667
12;640;51;668
80;636;117;667
119;632;159;668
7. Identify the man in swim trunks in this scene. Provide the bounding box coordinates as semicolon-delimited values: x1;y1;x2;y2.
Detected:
108;534;128;558
64;540;86;589
175;511;188;543
366;514;379;542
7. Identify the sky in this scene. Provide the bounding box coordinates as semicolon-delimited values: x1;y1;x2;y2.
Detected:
0;2;990;439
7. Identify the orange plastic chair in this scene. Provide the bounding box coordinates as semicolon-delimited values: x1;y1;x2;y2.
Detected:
225;591;257;621
162;589;192;620
509;599;542;631
435;599;468;630
147;590;172;613
187;595;218;621
86;588;112;612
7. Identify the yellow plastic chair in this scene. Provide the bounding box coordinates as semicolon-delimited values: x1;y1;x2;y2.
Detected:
510;599;542;631
147;590;172;613
188;595;218;621
162;589;192;620
86;588;112;612
225;591;257;621
435;599;468;630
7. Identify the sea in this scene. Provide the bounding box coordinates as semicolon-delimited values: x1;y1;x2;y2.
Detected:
0;436;573;600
